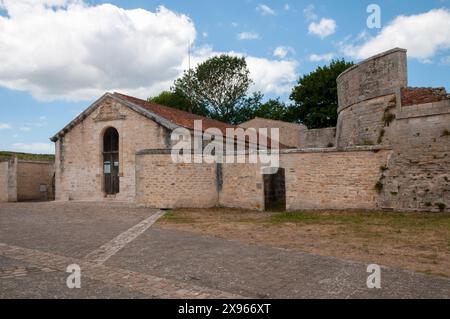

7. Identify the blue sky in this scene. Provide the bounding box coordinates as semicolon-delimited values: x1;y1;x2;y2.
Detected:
0;0;449;154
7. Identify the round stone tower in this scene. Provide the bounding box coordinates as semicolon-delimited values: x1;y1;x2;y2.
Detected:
335;48;408;148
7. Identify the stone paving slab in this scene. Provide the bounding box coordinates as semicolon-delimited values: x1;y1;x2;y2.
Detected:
0;243;242;299
107;227;450;299
0;256;148;299
0;202;158;258
85;210;166;264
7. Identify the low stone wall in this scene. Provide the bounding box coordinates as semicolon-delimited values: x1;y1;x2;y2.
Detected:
135;153;218;208
0;159;53;202
282;148;391;210
135;147;392;211
16;160;54;201
0;158;17;202
218;161;264;210
0;160;9;202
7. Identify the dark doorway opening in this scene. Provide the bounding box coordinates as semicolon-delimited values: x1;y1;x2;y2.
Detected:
263;168;286;211
103;127;119;195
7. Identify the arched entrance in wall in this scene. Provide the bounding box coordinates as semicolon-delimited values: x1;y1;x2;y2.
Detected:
103;127;120;195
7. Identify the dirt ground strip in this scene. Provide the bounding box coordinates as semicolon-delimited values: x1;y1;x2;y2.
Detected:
156;208;450;278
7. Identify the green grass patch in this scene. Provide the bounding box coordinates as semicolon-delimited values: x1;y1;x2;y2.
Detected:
159;211;197;224
269;210;450;231
270;212;322;224
0;151;54;161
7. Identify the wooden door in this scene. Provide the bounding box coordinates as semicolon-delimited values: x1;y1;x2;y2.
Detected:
103;127;119;195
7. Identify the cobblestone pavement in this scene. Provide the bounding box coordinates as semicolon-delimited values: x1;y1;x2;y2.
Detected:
1;202;450;299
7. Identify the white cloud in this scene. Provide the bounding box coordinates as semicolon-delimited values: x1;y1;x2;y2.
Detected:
19;127;31;132
0;0;296;100
12;142;54;154
284;4;290;11
341;9;450;60
256;4;276;16
273;47;288;58
237;32;260;40
246;57;298;94
0;1;196;101
308;18;337;38
309;53;335;62
273;46;295;58
303;4;318;21
185;46;298;95
0;123;11;129
231;22;239;28
202;32;208;38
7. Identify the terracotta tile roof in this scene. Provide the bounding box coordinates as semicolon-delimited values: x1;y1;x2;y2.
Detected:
401;87;450;107
114;92;236;135
113;92;288;149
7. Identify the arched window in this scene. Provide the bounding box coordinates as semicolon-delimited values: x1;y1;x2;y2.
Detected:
103;127;119;152
103;127;119;195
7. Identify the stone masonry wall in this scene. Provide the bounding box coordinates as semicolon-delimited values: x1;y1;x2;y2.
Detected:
16;161;54;201
218;160;264;210
0;158;17;202
337;48;407;110
336;94;397;148
0;160;9;202
299;127;337;148
336;48;407;148
282;148;392;210
135;153;218;208
380;100;450;212
55;97;169;201
134;148;391;211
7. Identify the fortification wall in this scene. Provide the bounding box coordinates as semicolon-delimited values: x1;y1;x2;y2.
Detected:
336;48;407;148
380;99;450;212
282;148;392;210
134;147;391;211
337;48;407;110
16;160;54;201
135;152;218;209
336;94;397;147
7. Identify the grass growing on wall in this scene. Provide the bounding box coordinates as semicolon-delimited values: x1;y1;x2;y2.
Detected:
0;151;55;161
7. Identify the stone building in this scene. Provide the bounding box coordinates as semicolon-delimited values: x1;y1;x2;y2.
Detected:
0;157;54;202
48;48;449;212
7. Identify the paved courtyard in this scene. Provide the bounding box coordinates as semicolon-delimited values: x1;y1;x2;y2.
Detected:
0;202;449;299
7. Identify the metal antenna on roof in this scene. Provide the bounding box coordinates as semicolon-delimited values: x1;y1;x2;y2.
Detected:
187;40;193;113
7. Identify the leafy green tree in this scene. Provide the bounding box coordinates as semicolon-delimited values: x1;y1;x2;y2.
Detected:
289;59;354;129
148;90;209;117
253;98;288;121
234;95;288;123
173;55;253;124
